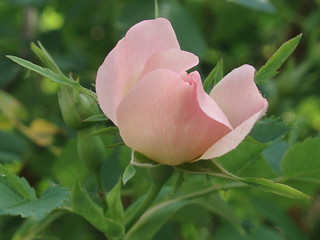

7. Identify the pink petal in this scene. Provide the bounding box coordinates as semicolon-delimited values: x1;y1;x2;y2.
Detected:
190;71;233;129
141;49;199;76
209;64;266;128
116;69;231;165
200;65;268;159
96;18;180;125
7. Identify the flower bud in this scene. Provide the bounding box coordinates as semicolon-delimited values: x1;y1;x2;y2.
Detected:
58;86;100;130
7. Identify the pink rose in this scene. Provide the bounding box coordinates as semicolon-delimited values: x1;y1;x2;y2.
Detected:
96;18;268;165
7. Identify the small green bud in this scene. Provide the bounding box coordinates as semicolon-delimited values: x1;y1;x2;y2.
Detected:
58;86;100;130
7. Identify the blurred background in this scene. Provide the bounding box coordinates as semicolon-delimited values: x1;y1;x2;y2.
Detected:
1;0;320;239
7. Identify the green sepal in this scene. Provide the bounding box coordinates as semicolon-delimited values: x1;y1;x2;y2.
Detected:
122;164;136;185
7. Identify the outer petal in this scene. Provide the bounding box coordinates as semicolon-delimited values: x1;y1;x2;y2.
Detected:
116;69;230;165
200;65;268;159
96;18;180;125
209;65;266;128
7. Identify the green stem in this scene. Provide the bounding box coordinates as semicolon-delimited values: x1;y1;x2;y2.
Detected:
125;165;173;231
125;182;163;231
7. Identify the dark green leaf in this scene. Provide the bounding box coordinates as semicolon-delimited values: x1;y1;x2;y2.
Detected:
0;164;69;218
71;179;124;239
281;138;320;181
215;140;269;176
262;141;288;174
255;34;302;82
249;117;290;143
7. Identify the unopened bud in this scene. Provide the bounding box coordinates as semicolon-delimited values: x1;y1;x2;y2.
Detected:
58;86;100;130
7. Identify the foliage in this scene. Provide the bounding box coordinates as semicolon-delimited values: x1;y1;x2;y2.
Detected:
1;0;320;239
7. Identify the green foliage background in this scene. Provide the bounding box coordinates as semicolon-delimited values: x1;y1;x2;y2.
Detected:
1;0;320;239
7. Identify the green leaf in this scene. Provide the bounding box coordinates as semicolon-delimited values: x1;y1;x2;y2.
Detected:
105;180;124;222
30;41;62;74
176;159;308;199
203;59;223;93
0;164;69;218
71;179;124;239
254;34;302;82
241;177;310;200
215;140;269;176
122;164;136;185
131;151;160;168
282;138;320;181
249;117;290;143
7;55;76;87
83;114;108;122
87;127;119;137
0;163;36;201
262;141;288;174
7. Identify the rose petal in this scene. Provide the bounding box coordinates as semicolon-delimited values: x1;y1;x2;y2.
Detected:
190;71;233;129
210;64;267;128
142;49;199;76
200;104;267;159
200;65;268;159
96;18;180;125
116;69;230;165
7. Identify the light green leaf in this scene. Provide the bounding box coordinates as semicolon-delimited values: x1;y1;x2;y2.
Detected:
176;159;308;199
30;41;62;74
71;179;124;239
7;55;75;87
282;138;320;181
131;151;160;168
83;114;108;122
105;180;124;222
203;59;223;93
241;177;310;200
254;34;302;82
122;164;136;185
87;127;119;137
0;164;69;218
249;117;290;143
